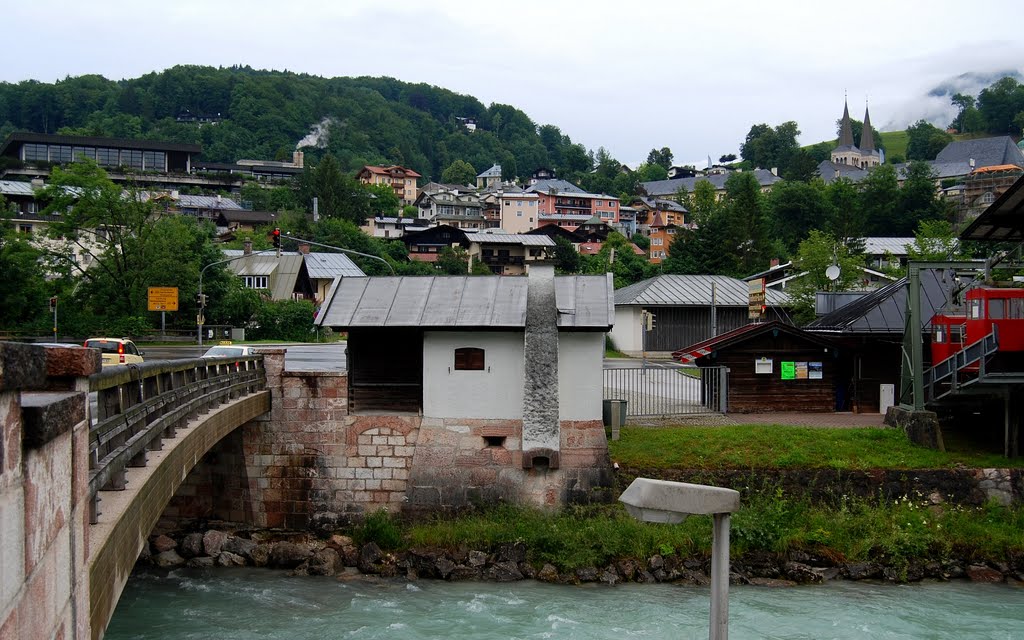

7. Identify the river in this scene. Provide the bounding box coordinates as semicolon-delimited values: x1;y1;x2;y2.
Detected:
106;568;1024;639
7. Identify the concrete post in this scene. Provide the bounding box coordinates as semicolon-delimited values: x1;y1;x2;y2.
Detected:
710;513;731;640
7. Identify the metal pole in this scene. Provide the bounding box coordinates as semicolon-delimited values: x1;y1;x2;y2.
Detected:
198;248;279;346
710;513;731;640
161;311;166;340
52;301;57;340
711;282;718;336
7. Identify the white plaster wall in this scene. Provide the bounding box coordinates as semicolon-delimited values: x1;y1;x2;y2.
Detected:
423;331;524;419
609;305;643;354
557;332;604;420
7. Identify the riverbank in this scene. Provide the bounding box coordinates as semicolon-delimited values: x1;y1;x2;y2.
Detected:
143;494;1024;587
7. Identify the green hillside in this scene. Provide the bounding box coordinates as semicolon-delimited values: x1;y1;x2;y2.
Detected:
879;130;908;160
0;66;593;183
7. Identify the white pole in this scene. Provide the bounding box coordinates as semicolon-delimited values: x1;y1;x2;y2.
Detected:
709;513;731;640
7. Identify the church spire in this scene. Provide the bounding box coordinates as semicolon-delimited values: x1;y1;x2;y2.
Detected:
860;103;876;153
838;98;856;148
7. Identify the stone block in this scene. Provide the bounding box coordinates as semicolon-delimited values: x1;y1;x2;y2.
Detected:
0;343;47;392
20;393;84;450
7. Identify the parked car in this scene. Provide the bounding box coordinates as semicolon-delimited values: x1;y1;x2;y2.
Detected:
84;338;144;367
202;345;257;358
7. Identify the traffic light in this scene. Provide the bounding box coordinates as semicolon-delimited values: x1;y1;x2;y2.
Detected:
272;228;281;248
643;310;656;331
196;293;207;307
49;296;57;311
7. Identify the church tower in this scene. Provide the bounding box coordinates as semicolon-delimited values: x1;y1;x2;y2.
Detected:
858;104;880;168
831;99;862;166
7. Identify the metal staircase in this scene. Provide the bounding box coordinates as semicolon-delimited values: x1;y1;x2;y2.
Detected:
923;326;999;402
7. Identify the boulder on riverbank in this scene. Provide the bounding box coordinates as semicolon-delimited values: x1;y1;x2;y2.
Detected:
137;528;1018;588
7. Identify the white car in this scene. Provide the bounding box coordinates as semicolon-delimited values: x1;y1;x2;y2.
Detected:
202;345;258;358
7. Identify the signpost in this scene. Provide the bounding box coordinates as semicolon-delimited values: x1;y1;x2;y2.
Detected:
148;287;179;338
747;278;765;320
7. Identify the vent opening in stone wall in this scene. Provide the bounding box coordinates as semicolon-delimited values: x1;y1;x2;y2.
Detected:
483;435;506;448
454;347;485;371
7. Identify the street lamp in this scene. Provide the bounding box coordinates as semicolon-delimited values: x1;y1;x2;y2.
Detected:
619;478;740;640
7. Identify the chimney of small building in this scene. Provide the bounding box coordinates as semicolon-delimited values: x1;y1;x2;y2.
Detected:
293;150;304;168
770;167;778;176
770;258;780;268
521;260;560;477
243;240;253;255
298;242;310;255
170;189;180;200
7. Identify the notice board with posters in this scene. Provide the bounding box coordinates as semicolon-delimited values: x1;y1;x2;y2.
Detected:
780;361;795;380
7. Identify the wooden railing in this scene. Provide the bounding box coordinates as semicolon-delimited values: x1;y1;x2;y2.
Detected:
87;356;266;523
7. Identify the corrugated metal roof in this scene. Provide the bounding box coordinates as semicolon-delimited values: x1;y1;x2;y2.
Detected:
805;268;960;334
614;275;789;307
304;252;365;279
227;255;279;276
271;255;305;300
863;237;915;256
465;233;555;246
316;275;613;329
0;180;36;196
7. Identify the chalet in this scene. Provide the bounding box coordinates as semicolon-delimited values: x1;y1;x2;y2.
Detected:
356;165;422;208
224;251;315;301
400;224;468;263
476;164;503;189
312;266;615;509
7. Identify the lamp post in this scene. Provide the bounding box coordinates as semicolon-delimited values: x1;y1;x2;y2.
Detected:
619;478;740;640
278;233;396;275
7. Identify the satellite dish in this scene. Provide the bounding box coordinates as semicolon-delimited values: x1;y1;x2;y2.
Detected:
825;264;841;281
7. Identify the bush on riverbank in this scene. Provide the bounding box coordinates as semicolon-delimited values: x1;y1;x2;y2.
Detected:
401;495;1023;576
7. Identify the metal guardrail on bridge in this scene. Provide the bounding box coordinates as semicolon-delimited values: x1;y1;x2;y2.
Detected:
87;356;266;523
603;366;727;416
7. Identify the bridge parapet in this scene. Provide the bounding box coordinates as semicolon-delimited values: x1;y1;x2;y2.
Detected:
88;356;266;523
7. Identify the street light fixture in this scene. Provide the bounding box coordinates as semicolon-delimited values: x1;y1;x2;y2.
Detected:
619;478;740;640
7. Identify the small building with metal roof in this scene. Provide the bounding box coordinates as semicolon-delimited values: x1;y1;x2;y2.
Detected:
313;265;615;510
610;274;791;357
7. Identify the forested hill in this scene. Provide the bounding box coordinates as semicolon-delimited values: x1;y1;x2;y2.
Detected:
0;65;595;182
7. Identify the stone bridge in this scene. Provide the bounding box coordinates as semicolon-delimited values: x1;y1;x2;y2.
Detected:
1;341;610;640
0;343;270;640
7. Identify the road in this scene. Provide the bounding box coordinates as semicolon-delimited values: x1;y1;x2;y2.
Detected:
140;343;347;372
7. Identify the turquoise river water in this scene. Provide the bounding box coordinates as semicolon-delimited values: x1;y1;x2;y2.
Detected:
106;568;1024;639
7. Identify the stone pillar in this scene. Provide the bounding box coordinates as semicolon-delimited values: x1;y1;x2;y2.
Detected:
0;343;100;640
521;262;560;470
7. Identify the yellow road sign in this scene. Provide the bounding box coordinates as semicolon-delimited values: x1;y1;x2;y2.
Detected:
148;287;179;312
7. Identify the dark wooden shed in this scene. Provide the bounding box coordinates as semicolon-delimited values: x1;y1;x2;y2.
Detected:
677;321;839;413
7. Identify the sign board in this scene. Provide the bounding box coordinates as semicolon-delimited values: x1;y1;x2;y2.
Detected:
795;362;808;379
780;361;795;380
754;357;773;374
748;278;766;320
808;362;823;380
148;287;179;312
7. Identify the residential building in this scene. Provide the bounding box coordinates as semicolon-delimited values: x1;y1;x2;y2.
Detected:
498;190;541;233
646;211;680;264
215;210;280;236
400;225;469;263
629;196;687;230
223;250;315;301
465;232;555;275
476;164;503;189
361;216;428;239
527;179;620;223
641;168;781;202
414;188;485;230
356;165;422;208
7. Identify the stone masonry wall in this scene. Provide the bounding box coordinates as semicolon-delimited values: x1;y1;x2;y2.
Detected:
0;343;99;640
160;349;613;531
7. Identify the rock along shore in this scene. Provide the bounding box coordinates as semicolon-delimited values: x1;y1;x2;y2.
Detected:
139;527;1022;587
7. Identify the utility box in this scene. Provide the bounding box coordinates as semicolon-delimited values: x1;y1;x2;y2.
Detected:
603;399;627;440
879;383;895;414
231;327;246;342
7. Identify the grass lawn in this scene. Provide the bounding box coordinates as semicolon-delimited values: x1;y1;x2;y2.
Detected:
608;425;1024;470
878;130;908;160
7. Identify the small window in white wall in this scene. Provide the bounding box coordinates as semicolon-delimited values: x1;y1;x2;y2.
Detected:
454;347;485;370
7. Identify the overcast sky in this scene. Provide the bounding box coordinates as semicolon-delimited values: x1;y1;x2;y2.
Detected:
5;0;1023;167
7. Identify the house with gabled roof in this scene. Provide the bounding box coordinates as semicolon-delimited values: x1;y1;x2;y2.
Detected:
672;320;841;413
223;250;315;301
465;232;554;275
311;265;615;510
356;165;422;208
610;274;790;357
641;168;781;202
476;163;503;189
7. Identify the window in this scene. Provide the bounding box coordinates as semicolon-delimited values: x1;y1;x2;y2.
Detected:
243;275;269;289
517;211;523;217
652;237;663;245
22;143;47;162
989;298;1005;319
969;299;983;319
50;145;73;163
18;224;32;234
143;151;165;171
454;347;485;370
95;148;119;166
981;192;995;204
934;329;945;344
73;146;96;161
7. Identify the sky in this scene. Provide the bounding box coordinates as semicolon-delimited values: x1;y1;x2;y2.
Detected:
4;0;1024;168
